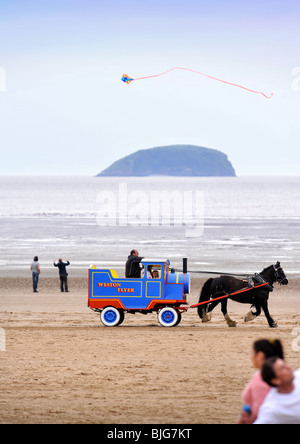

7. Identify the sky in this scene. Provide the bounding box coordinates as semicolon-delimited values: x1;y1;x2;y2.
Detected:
0;0;299;176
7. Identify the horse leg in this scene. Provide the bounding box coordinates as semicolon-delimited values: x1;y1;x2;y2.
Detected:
261;300;278;328
201;309;212;323
221;300;237;327
201;300;219;323
244;304;260;323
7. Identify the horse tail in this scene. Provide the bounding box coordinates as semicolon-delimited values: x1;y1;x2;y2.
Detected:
197;278;214;318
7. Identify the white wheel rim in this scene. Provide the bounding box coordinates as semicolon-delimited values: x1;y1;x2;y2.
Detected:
158;307;178;327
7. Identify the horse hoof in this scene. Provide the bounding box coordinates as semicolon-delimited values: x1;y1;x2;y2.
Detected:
202;310;212;323
225;314;237;327
244;311;256;323
228;322;237;328
270;322;278;328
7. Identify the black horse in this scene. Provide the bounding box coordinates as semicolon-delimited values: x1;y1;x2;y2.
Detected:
197;262;288;328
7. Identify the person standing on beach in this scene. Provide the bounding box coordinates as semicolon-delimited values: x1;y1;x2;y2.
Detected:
53;258;70;292
30;256;40;293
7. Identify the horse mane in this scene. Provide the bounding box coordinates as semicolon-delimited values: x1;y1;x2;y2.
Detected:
260;264;273;275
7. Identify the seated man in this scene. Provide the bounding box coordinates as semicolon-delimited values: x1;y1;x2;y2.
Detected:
125;249;143;278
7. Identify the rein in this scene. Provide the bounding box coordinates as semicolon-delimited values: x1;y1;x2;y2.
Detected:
174;269;248;277
190;282;270;309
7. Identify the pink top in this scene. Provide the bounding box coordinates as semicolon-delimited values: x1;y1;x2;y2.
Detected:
242;371;271;419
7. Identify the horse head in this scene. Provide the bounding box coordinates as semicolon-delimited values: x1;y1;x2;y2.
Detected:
273;261;288;285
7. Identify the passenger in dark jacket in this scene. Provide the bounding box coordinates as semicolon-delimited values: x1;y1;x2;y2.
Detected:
54;258;70;292
125;249;143;278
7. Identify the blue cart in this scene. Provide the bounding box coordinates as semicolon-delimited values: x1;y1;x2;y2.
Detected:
88;258;190;327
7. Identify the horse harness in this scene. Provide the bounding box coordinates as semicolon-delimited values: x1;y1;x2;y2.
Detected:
245;273;274;292
214;273;273;301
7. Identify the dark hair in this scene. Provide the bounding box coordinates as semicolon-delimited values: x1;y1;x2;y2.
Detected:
130;249;136;256
34;256;39;262
261;356;279;387
253;339;284;360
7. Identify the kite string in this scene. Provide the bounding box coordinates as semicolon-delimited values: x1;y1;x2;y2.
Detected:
134;66;273;99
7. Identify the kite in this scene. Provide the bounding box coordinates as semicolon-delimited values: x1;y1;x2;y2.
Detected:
121;74;134;84
121;67;273;99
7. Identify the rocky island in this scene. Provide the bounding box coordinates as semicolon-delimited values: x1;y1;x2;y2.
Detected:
96;145;236;177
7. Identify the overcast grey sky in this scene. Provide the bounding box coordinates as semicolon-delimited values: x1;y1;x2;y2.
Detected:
0;0;299;176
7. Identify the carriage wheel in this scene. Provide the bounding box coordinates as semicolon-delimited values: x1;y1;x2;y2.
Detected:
117;310;125;326
100;306;124;327
158;307;180;327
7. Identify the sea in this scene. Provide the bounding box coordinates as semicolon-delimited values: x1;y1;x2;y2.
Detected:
0;176;299;278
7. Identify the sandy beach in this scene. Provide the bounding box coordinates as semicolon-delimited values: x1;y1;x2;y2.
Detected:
0;275;299;424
